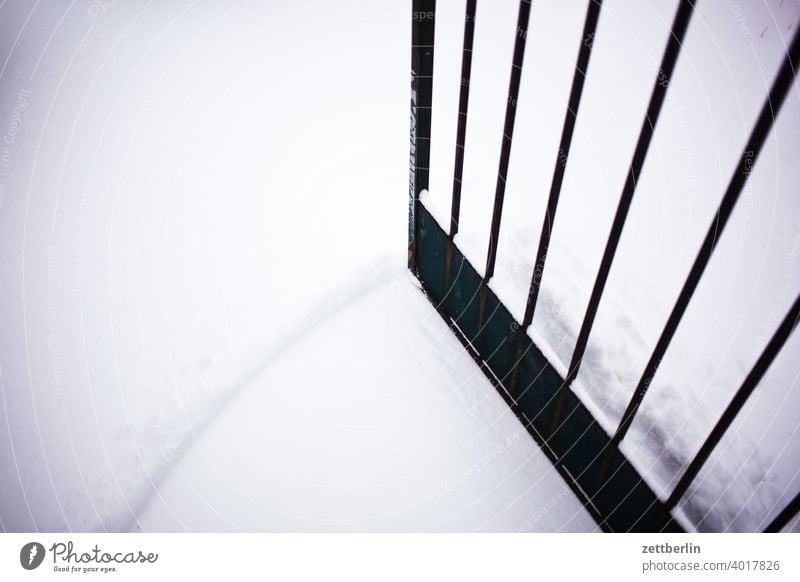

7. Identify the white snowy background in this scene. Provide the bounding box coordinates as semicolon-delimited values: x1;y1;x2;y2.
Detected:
0;0;798;533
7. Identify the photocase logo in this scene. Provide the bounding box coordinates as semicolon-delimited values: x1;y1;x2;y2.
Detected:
20;542;46;570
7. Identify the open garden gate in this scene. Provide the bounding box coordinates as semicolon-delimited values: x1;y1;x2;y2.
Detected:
408;0;800;532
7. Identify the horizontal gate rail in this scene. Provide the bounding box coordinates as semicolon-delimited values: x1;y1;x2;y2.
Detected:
413;204;680;531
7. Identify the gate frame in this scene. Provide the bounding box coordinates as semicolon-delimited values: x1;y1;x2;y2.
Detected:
409;0;800;533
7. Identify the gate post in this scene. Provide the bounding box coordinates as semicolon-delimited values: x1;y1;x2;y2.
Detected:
409;0;436;272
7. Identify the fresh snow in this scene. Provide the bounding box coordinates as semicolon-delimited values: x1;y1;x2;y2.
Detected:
0;0;798;534
0;0;414;531
133;269;597;532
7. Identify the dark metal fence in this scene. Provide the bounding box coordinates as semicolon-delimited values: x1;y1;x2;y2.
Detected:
409;0;800;532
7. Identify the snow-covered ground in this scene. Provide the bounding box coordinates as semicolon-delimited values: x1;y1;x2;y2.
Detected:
424;0;800;532
133;269;596;532
0;0;415;532
0;0;798;534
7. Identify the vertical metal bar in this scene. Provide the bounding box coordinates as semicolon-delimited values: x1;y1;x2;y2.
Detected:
765;490;800;533
613;25;800;446
665;291;800;510
555;0;694;412
450;0;477;238
409;0;437;272
444;0;477;291
510;0;603;393
520;0;603;332
482;0;532;282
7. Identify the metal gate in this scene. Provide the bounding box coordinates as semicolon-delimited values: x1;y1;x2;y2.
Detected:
408;0;800;532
